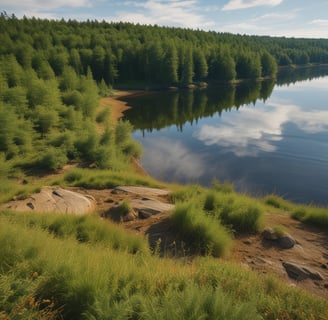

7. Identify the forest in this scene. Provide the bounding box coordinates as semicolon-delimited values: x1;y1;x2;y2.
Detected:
1;12;328;177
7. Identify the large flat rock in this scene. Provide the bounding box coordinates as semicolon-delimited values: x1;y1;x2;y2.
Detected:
114;186;171;197
130;198;174;219
1;187;96;214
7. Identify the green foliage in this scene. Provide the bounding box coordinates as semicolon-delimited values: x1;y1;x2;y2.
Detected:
63;168;160;189
214;193;264;233
33;105;59;137
291;205;328;230
170;202;232;257
263;194;292;210
117;200;132;217
96;108;110;123
37;146;68;171
261;51;278;78
1;209;328;320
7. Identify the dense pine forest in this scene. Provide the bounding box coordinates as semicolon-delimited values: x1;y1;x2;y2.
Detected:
1;12;328;177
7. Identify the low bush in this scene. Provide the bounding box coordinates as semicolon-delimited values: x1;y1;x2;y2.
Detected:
37;146;68;171
291;205;328;230
263;194;292;210
170;202;232;257
219;196;264;233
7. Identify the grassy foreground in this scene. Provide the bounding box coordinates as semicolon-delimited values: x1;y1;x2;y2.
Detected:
1;210;328;320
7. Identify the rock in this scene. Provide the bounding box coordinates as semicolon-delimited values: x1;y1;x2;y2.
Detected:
1;187;96;214
131;198;174;218
282;262;325;281
278;234;296;249
262;227;278;240
114;186;171;197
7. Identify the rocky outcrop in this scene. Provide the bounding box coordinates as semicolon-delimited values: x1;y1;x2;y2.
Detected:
282;261;325;281
104;197;174;222
1;187;96;214
262;227;296;249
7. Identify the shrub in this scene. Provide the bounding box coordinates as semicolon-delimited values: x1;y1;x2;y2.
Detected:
96;108;110;123
211;178;234;193
203;190;217;211
215;194;264;233
263;194;292;210
37;146;68;171
170;202;232;257
291;205;328;230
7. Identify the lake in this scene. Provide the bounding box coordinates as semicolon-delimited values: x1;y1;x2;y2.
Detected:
122;66;328;206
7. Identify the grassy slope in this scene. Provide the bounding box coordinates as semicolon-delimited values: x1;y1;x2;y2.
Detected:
1;210;328;320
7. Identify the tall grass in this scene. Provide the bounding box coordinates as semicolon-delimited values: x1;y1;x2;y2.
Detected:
1;212;328;320
1;210;149;254
263;194;293;210
204;191;264;233
170;202;232;257
63;168;162;189
291;205;328;230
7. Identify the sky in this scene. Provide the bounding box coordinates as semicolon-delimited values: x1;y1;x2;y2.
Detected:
1;0;328;38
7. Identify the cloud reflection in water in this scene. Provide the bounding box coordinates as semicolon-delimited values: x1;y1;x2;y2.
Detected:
194;100;328;157
140;137;205;181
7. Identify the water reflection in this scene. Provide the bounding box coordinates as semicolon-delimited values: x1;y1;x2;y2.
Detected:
194;100;328;157
122;80;275;133
139;137;205;182
122;66;328;205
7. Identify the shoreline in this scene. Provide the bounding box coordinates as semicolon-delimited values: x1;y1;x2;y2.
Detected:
103;91;149;177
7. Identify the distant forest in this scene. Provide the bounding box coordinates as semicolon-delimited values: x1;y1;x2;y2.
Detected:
1;12;328;89
1;12;328;174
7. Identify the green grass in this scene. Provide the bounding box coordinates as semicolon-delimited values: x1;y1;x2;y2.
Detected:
63;168;162;189
263;194;293;210
0;210;149;254
170;201;233;257
203;191;264;233
1;211;328;320
291;205;328;230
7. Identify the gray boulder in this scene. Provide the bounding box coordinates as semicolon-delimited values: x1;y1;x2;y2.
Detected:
278;233;296;249
282;262;324;281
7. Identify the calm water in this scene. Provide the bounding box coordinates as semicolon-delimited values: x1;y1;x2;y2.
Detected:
122;66;328;206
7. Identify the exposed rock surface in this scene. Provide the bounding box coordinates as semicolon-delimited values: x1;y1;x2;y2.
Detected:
114;186;171;197
278;234;296;249
1;187;96;214
262;227;296;249
102;187;174;222
282;261;325;281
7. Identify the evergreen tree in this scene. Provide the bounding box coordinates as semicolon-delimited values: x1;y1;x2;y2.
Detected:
180;46;194;86
261;51;278;78
193;48;208;82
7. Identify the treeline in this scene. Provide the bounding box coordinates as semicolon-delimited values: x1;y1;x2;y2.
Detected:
1;13;328;90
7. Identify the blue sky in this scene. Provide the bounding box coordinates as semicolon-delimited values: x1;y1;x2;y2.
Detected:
1;0;328;38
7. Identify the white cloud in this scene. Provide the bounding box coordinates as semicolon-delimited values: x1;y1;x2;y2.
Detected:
111;0;214;29
310;19;328;27
1;0;91;10
253;12;296;22
194;99;328;157
222;0;283;11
